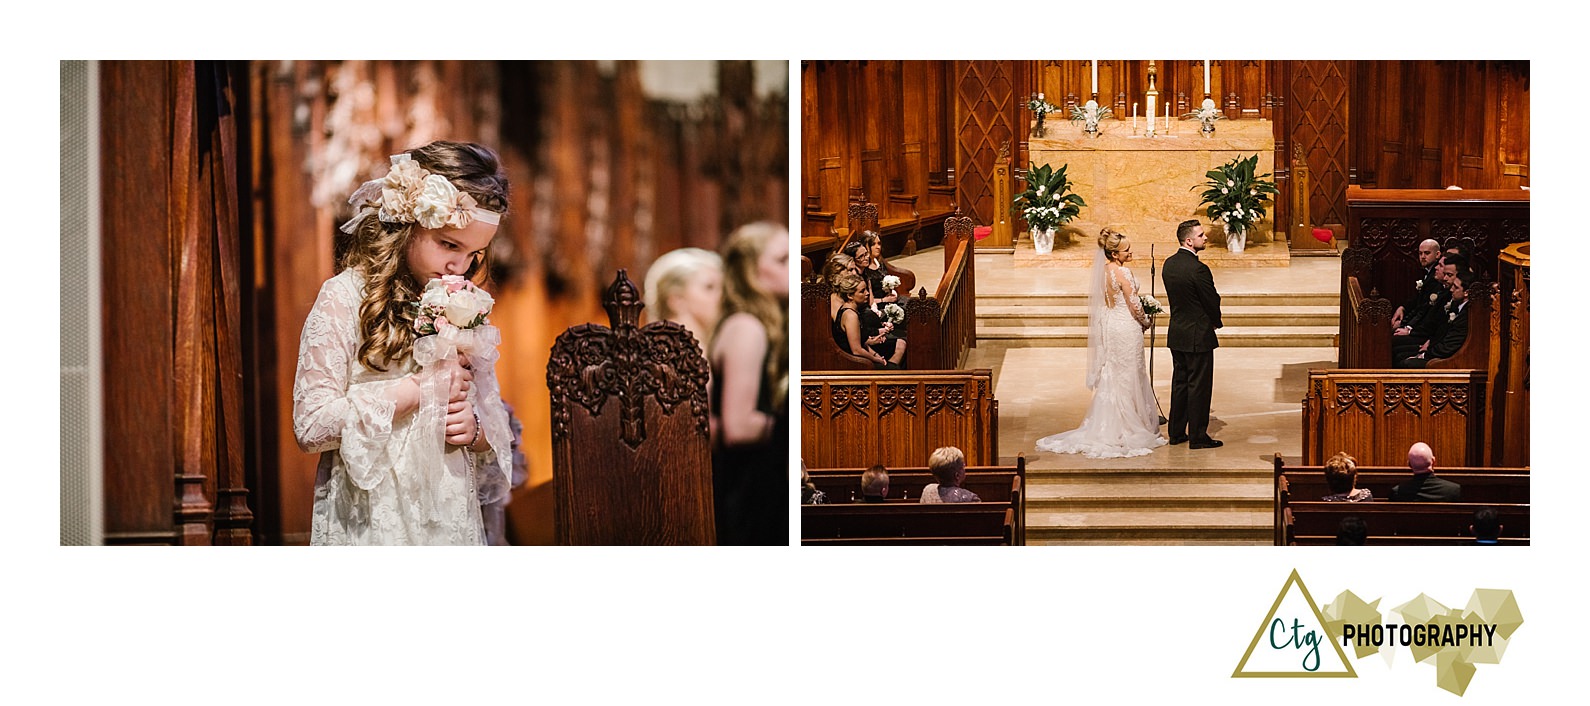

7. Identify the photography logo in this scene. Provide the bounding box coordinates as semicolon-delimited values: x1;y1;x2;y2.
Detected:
1232;569;1356;678
1233;569;1524;696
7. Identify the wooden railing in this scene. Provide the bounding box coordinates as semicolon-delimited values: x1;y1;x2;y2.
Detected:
1301;369;1486;467
800;369;998;469
903;214;976;370
1340;275;1391;368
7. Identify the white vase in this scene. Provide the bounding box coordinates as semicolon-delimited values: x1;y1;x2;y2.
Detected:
1032;227;1055;255
1226;224;1247;254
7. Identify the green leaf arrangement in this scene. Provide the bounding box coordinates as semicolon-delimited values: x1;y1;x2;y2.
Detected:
1012;163;1087;232
1194;154;1278;234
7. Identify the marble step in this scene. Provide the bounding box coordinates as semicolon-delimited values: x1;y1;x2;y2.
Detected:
978;292;1338;308
1025;510;1272;543
978;304;1337;328
977;324;1338;347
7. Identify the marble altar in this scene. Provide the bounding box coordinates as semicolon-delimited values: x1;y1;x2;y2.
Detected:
1025;117;1280;267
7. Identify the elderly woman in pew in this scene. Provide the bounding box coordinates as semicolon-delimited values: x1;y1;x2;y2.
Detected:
832;271;906;369
919;446;980;503
1321;451;1372;502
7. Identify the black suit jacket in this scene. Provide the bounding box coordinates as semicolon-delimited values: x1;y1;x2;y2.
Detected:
1426;301;1470;360
1401;267;1440;324
1389;473;1462;502
1162;248;1222;352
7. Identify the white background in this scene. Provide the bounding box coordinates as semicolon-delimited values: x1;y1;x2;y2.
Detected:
15;3;1573;704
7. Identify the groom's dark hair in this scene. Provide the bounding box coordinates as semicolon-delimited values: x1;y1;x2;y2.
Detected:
1176;220;1202;244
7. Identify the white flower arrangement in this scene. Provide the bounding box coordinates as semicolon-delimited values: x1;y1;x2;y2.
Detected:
414;274;495;335
341;153;501;236
881;274;901;293
883;303;905;325
1139;295;1164;316
1027;93;1059;117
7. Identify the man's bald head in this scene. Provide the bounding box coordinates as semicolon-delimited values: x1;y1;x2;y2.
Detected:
1407;442;1435;473
1417;239;1441;268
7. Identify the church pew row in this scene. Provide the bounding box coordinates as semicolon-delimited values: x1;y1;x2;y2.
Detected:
801;503;1017;546
807;458;1026;544
1282;502;1529;546
1272;455;1529;545
800;213;975;372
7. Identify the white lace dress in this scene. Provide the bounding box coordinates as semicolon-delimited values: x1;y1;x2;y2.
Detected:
1035;267;1166;459
293;268;512;545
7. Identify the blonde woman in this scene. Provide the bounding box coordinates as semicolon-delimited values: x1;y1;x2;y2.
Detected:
710;222;789;545
643;247;723;354
1035;227;1165;459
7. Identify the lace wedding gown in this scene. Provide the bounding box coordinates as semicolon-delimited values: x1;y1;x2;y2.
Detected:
1035;267;1166;459
293;268;512;545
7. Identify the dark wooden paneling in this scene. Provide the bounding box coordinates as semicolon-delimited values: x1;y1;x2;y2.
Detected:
955;61;1018;229
1302;370;1487;467
102;61;179;541
801;370;997;469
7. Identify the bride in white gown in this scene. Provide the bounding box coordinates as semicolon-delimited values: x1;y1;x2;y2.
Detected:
1035;228;1166;459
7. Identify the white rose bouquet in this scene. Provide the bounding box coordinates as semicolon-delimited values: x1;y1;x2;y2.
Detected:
883;303;905;325
881;274;901;293
1139;295;1164;316
414;275;495;335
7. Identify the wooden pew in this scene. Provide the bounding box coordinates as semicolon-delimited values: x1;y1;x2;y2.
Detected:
1283;502;1529;546
806;457;1027;544
801;369;998;469
1272;455;1529;543
1339;275;1391;368
802;503;1017;545
1300;369;1486;466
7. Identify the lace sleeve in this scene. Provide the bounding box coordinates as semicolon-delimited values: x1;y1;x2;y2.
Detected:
1113;266;1150;328
291;274;406;490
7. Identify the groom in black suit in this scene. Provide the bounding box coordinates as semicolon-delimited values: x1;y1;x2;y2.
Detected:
1162;220;1223;449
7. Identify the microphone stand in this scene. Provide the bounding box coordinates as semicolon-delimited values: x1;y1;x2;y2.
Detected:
1149;244;1167;425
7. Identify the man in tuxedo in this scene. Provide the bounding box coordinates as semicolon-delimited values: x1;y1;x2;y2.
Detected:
1391;239;1441;331
1392;254;1463;358
1162;220;1223;449
1396;269;1472;368
1389;442;1462;501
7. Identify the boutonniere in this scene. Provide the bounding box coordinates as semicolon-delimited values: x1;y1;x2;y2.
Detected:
1429;292;1439;303
1449;311;1457;322
1415;279;1424;290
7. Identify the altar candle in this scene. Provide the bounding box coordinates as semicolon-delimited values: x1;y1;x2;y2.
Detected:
1091;60;1098;94
1133;102;1138;127
1147;95;1154;128
1204;60;1211;96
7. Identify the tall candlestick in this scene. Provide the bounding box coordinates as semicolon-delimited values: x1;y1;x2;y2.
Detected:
1132;102;1137;128
1204;60;1211;97
1091;60;1099;95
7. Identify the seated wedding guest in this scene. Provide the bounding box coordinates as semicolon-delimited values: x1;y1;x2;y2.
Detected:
920;446;980;504
1392;254;1460;349
1389;442;1462;502
1336;516;1368;545
1391;239;1441;330
856;231;901;305
1471;506;1502;545
831;271;906;369
860;465;890;503
801;461;825;505
829;248;897;343
1321;451;1372;502
643;247;723;355
1396;270;1473;368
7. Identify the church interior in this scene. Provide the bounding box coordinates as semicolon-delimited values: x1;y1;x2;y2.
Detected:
60;60;789;545
799;60;1529;545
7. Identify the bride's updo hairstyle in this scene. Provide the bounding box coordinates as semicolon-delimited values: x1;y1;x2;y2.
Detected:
343;140;510;372
1097;227;1129;263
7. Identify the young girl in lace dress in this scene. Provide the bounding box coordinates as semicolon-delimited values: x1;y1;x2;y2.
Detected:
293;141;513;545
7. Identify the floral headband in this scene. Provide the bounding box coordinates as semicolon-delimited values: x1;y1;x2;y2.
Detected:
339;153;502;234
